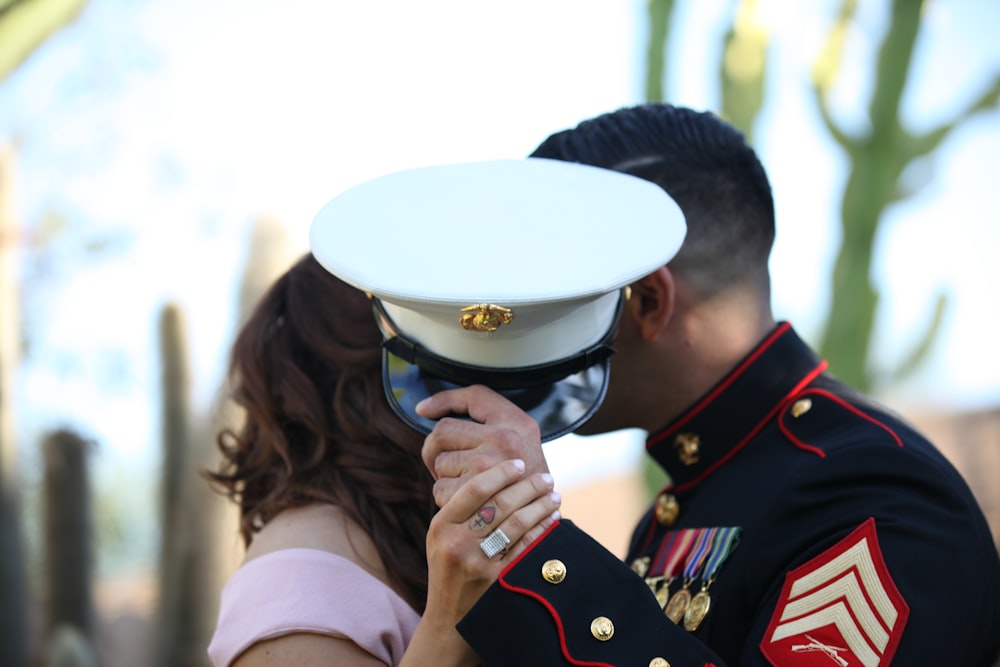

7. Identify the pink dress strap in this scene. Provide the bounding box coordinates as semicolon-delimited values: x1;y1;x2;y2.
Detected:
207;548;420;666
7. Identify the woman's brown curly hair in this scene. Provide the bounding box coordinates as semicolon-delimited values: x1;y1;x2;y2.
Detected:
207;253;436;612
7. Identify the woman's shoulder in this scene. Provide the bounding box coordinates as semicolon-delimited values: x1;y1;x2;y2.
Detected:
208;504;420;667
244;503;412;604
244;503;379;568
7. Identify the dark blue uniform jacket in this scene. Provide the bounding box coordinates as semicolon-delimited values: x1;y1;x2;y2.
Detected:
458;323;1000;666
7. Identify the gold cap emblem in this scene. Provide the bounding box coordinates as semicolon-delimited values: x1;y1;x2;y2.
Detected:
459;304;514;332
649;659;671;667
541;559;567;584
674;432;701;466
590;616;614;641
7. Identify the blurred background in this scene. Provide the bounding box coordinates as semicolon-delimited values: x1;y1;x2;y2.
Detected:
1;0;998;665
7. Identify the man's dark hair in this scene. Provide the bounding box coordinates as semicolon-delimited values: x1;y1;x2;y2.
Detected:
531;103;775;299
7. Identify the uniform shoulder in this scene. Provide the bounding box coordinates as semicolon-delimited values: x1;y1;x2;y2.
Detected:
777;385;933;461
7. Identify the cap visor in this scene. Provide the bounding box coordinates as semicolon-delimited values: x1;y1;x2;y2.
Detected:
383;351;610;443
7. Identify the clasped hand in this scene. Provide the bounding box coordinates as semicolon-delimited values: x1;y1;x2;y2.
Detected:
415;386;560;646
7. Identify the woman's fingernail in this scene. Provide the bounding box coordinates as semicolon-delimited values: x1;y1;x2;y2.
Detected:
541;473;553;486
512;459;525;472
415;398;429;413
550;510;562;521
549;492;561;504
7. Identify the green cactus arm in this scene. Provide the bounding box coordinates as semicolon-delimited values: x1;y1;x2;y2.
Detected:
889;291;948;386
811;0;858;151
644;0;676;102
867;0;921;132
0;0;87;82
905;73;1000;162
719;0;770;142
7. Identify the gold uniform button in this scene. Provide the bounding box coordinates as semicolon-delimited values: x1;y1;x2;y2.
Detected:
541;559;567;584
655;492;679;527
649;659;671;667
791;398;813;418
590;616;614;641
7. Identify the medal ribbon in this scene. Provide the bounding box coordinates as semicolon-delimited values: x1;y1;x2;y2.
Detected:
649;530;677;577
663;529;696;579
681;527;717;583
652;528;696;579
701;526;741;585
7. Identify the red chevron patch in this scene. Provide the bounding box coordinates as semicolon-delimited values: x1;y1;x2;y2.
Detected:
761;518;908;667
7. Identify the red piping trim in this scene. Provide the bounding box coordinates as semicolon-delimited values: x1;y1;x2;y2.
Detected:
497;520;613;667
797;388;904;448
499;519;559;576
778;412;826;457
648;322;792;449
668;360;828;494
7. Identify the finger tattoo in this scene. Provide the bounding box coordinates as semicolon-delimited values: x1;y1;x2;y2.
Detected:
470;506;496;530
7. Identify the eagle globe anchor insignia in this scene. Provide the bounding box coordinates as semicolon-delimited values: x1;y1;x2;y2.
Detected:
459;304;514;332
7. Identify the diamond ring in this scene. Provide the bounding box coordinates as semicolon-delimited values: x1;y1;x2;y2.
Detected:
479;528;511;559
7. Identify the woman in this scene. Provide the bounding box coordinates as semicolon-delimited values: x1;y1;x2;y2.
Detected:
207;254;560;666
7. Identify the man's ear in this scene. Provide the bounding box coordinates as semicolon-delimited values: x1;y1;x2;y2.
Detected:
627;266;674;341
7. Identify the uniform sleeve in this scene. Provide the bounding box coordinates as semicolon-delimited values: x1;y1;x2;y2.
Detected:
457;520;725;667
744;432;1000;667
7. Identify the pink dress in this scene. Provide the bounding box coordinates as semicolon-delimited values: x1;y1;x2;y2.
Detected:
207;548;420;666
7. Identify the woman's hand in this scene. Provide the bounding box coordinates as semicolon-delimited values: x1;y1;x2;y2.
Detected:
401;459;561;667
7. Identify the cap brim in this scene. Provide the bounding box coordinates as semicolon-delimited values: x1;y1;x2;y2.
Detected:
382;350;610;443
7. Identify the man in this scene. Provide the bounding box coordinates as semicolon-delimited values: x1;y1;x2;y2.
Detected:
413;104;1000;665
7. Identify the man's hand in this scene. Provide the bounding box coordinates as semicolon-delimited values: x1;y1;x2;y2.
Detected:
417;385;550;508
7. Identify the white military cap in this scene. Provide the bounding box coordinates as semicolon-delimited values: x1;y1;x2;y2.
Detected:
310;158;685;441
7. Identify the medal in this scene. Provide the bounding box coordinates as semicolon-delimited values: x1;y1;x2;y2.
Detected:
655;582;671;609
683;587;712;631
682;527;742;632
664;586;691;623
666;528;716;624
644;574;665;595
631;555;651;577
648;529;696;611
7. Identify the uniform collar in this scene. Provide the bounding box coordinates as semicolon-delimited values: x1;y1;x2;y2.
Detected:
646;322;827;492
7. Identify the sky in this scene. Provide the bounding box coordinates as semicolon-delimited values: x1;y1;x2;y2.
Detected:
1;0;999;567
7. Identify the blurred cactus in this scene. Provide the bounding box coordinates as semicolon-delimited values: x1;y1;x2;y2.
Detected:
0;143;29;667
0;478;29;667
2;0;89;654
0;0;88;82
42;430;95;645
203;214;293;569
154;302;211;667
158;303;189;570
644;0;677;103
812;0;1000;391
1;143;18;492
45;625;97;667
155;216;294;666
645;0;771;143
237;215;294;324
719;0;770;143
